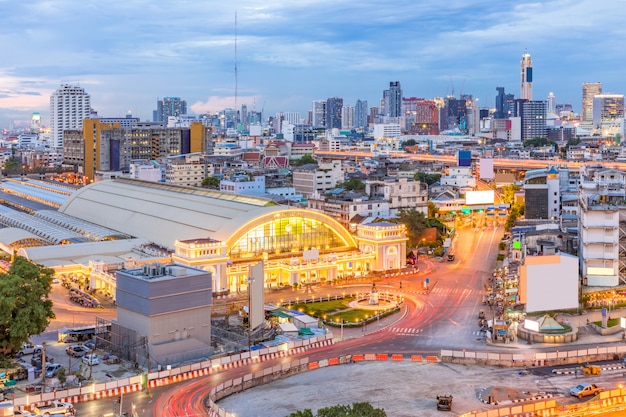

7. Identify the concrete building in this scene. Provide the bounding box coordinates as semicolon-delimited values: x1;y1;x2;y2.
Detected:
292;160;344;198
164;154;208;187
112;263;212;367
365;177;428;217
129;160;164;182
440;166;476;189
592;93;624;128
372;124;402;139
523;167;561;220
50;84;91;149
519;253;579;313
520;52;533;101
220;175;265;195
582;82;602;123
578;166;626;287
154;97;187;122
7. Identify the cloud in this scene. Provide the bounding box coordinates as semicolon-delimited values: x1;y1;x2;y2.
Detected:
190;95;259;114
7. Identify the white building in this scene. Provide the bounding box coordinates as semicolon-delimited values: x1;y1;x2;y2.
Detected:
519;253;579;313
440;166;476;188
372;123;402;139
365;177;428;217
164;154;208;187
220;175;265;195
578;166;626;287
129;160;164;182
50;84;91;149
292;160;344;198
341;106;355;129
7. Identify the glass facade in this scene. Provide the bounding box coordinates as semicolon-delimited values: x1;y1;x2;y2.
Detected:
229;216;349;258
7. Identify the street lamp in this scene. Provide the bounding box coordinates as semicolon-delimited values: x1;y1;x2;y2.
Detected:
246;277;255;351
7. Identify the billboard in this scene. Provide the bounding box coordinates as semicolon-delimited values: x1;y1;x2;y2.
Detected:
465;190;495;205
458;150;472;167
479;158;494;180
249;261;265;331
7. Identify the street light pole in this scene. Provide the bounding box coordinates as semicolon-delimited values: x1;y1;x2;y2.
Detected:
247;276;255;351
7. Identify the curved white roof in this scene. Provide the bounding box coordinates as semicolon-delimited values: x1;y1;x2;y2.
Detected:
58;178;281;249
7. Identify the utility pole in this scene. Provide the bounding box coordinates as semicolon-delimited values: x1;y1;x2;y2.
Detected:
41;342;46;391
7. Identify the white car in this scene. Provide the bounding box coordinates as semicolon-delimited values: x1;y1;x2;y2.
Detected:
82;354;100;366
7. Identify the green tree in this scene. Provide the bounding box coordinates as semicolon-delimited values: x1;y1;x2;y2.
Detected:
288;403;386;417
501;184;520;205
401;139;416;147
336;178;365;191
2;158;22;176
201;176;220;189
394;209;429;247
291;154;316;166
0;256;55;356
414;171;441;186
428;201;439;218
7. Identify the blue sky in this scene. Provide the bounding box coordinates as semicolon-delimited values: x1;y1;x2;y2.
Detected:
1;0;625;129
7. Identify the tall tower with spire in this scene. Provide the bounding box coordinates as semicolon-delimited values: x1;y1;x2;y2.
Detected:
520;51;533;101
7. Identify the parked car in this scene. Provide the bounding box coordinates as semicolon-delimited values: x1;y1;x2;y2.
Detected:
570;382;602;398
16;343;42;357
45;363;63;378
84;340;96;351
82;354;100;366
31;354;54;369
65;345;88;357
103;353;120;365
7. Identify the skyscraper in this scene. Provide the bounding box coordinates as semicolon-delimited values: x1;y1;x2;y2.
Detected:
312;100;326;128
154;97;187;122
388;81;402;117
520;52;533;101
592;94;625;127
341;106;355;129
325;97;343;129
354;99;368;129
517;100;546;141
582;82;602;123
547;92;556;114
50;84;91;149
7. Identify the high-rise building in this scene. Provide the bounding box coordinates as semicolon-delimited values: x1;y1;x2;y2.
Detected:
154;97;187;122
388;81;402;117
495;87;515;119
355;99;368;129
547;92;556;114
50;84;91;148
582;82;602;123
402;98;439;135
341;106;355;129
516;100;546;141
325;97;343;129
31;112;41;133
312;100;326;128
593;94;625;127
520;52;533;101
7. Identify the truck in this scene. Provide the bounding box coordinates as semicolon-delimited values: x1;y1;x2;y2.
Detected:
569;383;602;398
436;394;453;410
16;343;42;357
33;400;75;416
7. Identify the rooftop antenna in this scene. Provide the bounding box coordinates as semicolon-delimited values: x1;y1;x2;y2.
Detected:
234;11;238;120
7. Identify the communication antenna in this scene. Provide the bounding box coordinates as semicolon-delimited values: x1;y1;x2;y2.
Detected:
234;12;238;119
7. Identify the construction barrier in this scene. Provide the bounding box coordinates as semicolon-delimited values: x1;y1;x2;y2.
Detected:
352;354;364;362
411;355;423;362
391;354;404;361
328;357;339;365
376;354;389;361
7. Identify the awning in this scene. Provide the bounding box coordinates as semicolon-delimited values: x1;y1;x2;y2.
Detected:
272;310;291;319
299;328;314;336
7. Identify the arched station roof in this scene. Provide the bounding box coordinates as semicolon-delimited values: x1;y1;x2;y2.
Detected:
58;178;356;251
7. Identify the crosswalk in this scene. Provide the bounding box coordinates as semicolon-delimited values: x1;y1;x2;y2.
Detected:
388;327;487;337
405;287;482;296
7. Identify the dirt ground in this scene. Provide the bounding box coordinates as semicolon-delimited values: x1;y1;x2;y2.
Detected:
217;361;542;417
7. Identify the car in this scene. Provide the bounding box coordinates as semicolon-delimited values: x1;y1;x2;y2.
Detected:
16;343;42;357
45;363;63;378
82;354;100;366
84;340;96;351
570;382;602;398
31;354;54;368
65;345;88;357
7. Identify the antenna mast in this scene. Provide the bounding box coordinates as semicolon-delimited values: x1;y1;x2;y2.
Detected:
234;12;238;122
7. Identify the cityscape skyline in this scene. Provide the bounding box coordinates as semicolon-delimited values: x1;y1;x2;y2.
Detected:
1;0;625;129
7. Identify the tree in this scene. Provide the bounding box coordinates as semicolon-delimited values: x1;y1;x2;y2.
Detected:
291;154;316;167
414;171;441;186
288;402;386;417
394;209;429;248
336;178;365;191
201;176;220;189
0;256;55;356
428;201;439;218
401;139;416;147
501;184;520;205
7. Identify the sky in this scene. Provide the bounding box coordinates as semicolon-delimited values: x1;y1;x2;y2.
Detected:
1;0;625;130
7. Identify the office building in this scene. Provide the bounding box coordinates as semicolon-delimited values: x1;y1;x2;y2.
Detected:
520;52;533;100
547;92;556;114
50;84;91;149
312;100;326;128
582;82;602;123
495;87;515;119
355;100;368;129
386;81;402;117
341;106;355;129
326;97;343;130
402;98;439;135
154;97;187;122
592;94;624;127
515;100;546;141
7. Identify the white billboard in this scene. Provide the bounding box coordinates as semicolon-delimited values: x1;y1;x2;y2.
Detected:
479;158;495;180
465;190;495;205
249;261;265;331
